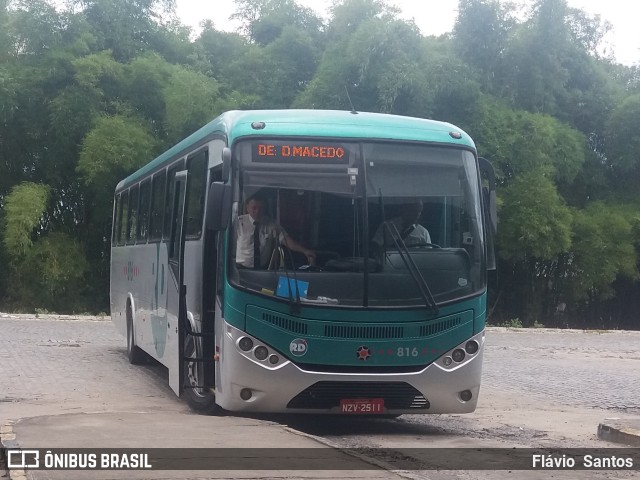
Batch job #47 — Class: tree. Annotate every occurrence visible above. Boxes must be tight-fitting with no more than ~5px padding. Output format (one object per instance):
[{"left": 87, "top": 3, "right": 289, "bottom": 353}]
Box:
[
  {"left": 495, "top": 171, "right": 574, "bottom": 323},
  {"left": 605, "top": 94, "right": 640, "bottom": 173},
  {"left": 566, "top": 203, "right": 639, "bottom": 318},
  {"left": 77, "top": 114, "right": 156, "bottom": 206},
  {"left": 163, "top": 64, "right": 223, "bottom": 140},
  {"left": 231, "top": 0, "right": 322, "bottom": 45},
  {"left": 74, "top": 0, "right": 176, "bottom": 61},
  {"left": 453, "top": 0, "right": 513, "bottom": 91}
]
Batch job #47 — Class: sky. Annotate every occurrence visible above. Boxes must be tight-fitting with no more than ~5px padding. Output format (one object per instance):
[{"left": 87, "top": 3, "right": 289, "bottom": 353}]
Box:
[{"left": 175, "top": 0, "right": 640, "bottom": 66}]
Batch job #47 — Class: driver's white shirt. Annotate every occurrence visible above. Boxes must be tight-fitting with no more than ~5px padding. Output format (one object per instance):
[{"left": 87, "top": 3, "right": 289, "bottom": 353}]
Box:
[
  {"left": 372, "top": 217, "right": 431, "bottom": 247},
  {"left": 235, "top": 214, "right": 287, "bottom": 268}
]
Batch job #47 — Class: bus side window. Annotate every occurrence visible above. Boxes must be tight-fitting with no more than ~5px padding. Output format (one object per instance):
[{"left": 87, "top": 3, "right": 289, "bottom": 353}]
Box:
[
  {"left": 127, "top": 184, "right": 139, "bottom": 245},
  {"left": 119, "top": 190, "right": 129, "bottom": 246},
  {"left": 149, "top": 170, "right": 166, "bottom": 242},
  {"left": 112, "top": 194, "right": 121, "bottom": 245},
  {"left": 137, "top": 179, "right": 151, "bottom": 243},
  {"left": 185, "top": 149, "right": 208, "bottom": 239},
  {"left": 164, "top": 160, "right": 185, "bottom": 241}
]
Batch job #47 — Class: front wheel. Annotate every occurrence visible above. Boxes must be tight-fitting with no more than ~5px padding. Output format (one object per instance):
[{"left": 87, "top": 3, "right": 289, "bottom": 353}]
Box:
[
  {"left": 126, "top": 307, "right": 147, "bottom": 365},
  {"left": 184, "top": 335, "right": 219, "bottom": 415}
]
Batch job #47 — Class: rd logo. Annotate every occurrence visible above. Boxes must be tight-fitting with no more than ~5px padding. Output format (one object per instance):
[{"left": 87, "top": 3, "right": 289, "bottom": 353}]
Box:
[{"left": 289, "top": 339, "right": 308, "bottom": 356}]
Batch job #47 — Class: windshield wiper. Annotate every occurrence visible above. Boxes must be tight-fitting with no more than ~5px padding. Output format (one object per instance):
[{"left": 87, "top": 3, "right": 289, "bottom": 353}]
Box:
[{"left": 383, "top": 221, "right": 439, "bottom": 315}]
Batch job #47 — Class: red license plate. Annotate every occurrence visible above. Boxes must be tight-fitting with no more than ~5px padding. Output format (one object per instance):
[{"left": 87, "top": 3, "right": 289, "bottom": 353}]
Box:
[{"left": 339, "top": 398, "right": 385, "bottom": 414}]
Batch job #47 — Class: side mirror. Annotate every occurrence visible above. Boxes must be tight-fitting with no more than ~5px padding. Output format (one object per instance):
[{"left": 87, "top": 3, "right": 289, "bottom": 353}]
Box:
[
  {"left": 478, "top": 157, "right": 497, "bottom": 270},
  {"left": 206, "top": 182, "right": 232, "bottom": 231}
]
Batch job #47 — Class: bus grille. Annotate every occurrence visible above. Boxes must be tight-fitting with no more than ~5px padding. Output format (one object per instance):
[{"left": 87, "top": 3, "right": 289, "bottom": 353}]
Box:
[
  {"left": 287, "top": 381, "right": 430, "bottom": 410},
  {"left": 262, "top": 313, "right": 308, "bottom": 335},
  {"left": 420, "top": 316, "right": 462, "bottom": 336},
  {"left": 324, "top": 325, "right": 403, "bottom": 339}
]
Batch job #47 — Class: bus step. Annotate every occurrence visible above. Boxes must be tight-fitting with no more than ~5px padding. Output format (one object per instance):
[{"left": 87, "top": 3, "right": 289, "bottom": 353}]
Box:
[
  {"left": 185, "top": 331, "right": 215, "bottom": 338},
  {"left": 183, "top": 357, "right": 216, "bottom": 364}
]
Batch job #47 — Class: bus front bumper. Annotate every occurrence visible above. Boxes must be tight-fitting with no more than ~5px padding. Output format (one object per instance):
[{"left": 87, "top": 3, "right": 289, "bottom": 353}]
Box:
[{"left": 214, "top": 324, "right": 484, "bottom": 415}]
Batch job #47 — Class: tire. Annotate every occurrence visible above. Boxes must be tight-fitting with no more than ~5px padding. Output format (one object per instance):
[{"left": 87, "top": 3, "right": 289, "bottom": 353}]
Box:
[
  {"left": 184, "top": 334, "right": 218, "bottom": 414},
  {"left": 126, "top": 306, "right": 147, "bottom": 365}
]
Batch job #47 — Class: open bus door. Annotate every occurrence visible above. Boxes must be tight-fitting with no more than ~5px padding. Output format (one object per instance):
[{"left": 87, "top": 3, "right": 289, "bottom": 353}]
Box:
[{"left": 166, "top": 170, "right": 188, "bottom": 396}]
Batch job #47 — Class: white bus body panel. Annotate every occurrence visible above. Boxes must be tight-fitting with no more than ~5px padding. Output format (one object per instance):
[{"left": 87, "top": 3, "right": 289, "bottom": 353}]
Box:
[{"left": 110, "top": 238, "right": 203, "bottom": 370}]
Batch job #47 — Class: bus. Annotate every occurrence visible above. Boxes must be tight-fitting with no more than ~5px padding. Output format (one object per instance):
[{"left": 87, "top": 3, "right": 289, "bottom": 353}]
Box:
[{"left": 110, "top": 109, "right": 496, "bottom": 415}]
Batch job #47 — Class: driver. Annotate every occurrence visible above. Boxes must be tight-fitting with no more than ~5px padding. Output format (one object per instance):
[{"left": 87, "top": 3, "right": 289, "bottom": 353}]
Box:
[
  {"left": 236, "top": 194, "right": 316, "bottom": 269},
  {"left": 372, "top": 200, "right": 431, "bottom": 248}
]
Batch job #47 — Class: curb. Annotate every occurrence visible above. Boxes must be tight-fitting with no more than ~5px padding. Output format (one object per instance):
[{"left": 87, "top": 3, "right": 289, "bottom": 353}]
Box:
[
  {"left": 597, "top": 419, "right": 640, "bottom": 447},
  {"left": 0, "top": 421, "right": 27, "bottom": 480}
]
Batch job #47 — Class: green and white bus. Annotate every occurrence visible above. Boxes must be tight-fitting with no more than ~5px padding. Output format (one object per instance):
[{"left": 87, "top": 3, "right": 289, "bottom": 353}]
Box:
[{"left": 110, "top": 109, "right": 496, "bottom": 415}]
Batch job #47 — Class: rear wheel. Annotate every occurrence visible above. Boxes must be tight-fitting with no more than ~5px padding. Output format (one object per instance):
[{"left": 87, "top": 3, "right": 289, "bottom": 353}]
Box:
[
  {"left": 184, "top": 335, "right": 218, "bottom": 414},
  {"left": 126, "top": 306, "right": 146, "bottom": 365}
]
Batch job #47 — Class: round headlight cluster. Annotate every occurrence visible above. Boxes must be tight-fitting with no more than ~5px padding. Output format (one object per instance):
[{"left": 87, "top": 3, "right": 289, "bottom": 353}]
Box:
[
  {"left": 465, "top": 340, "right": 479, "bottom": 354},
  {"left": 238, "top": 337, "right": 254, "bottom": 352},
  {"left": 254, "top": 346, "right": 268, "bottom": 361},
  {"left": 237, "top": 336, "right": 280, "bottom": 365},
  {"left": 452, "top": 348, "right": 466, "bottom": 363}
]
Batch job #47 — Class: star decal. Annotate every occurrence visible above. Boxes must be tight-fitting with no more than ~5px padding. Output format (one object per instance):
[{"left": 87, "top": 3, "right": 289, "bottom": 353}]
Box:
[{"left": 357, "top": 346, "right": 371, "bottom": 361}]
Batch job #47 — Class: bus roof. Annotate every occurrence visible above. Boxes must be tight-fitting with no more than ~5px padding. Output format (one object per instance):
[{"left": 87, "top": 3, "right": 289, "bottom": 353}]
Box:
[{"left": 116, "top": 110, "right": 476, "bottom": 191}]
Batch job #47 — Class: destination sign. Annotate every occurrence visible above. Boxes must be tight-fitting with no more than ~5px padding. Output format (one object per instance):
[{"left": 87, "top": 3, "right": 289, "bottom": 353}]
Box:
[{"left": 253, "top": 142, "right": 349, "bottom": 164}]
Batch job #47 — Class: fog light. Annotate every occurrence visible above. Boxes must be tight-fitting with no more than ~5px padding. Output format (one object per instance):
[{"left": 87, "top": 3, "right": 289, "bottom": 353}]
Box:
[
  {"left": 452, "top": 349, "right": 465, "bottom": 362},
  {"left": 268, "top": 354, "right": 279, "bottom": 365},
  {"left": 465, "top": 340, "right": 479, "bottom": 355},
  {"left": 460, "top": 390, "right": 473, "bottom": 402},
  {"left": 254, "top": 346, "right": 268, "bottom": 360},
  {"left": 238, "top": 337, "right": 253, "bottom": 352},
  {"left": 240, "top": 388, "right": 252, "bottom": 400},
  {"left": 443, "top": 356, "right": 453, "bottom": 367}
]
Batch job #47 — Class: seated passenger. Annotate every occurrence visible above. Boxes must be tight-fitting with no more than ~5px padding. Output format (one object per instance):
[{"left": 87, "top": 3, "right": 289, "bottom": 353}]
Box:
[
  {"left": 371, "top": 200, "right": 431, "bottom": 248},
  {"left": 236, "top": 194, "right": 316, "bottom": 269}
]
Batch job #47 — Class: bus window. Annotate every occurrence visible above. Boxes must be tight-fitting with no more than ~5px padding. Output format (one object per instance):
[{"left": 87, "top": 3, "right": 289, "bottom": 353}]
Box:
[
  {"left": 112, "top": 194, "right": 121, "bottom": 244},
  {"left": 185, "top": 149, "right": 207, "bottom": 239},
  {"left": 119, "top": 190, "right": 129, "bottom": 246},
  {"left": 163, "top": 160, "right": 184, "bottom": 240},
  {"left": 149, "top": 170, "right": 166, "bottom": 242},
  {"left": 127, "top": 184, "right": 139, "bottom": 244},
  {"left": 137, "top": 179, "right": 151, "bottom": 243}
]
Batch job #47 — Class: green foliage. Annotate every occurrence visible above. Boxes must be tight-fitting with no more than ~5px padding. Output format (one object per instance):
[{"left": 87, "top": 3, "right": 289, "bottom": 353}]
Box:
[
  {"left": 231, "top": 0, "right": 323, "bottom": 45},
  {"left": 163, "top": 65, "right": 222, "bottom": 140},
  {"left": 498, "top": 318, "right": 523, "bottom": 328},
  {"left": 77, "top": 114, "right": 156, "bottom": 189},
  {"left": 17, "top": 232, "right": 90, "bottom": 312},
  {"left": 3, "top": 182, "right": 51, "bottom": 256},
  {"left": 497, "top": 172, "right": 573, "bottom": 262},
  {"left": 472, "top": 96, "right": 586, "bottom": 184},
  {"left": 567, "top": 203, "right": 639, "bottom": 301},
  {"left": 605, "top": 94, "right": 640, "bottom": 172},
  {"left": 453, "top": 0, "right": 513, "bottom": 89}
]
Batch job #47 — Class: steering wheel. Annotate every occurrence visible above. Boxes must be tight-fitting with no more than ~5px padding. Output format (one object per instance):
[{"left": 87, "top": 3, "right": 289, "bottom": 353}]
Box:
[
  {"left": 298, "top": 264, "right": 322, "bottom": 272},
  {"left": 407, "top": 242, "right": 442, "bottom": 249}
]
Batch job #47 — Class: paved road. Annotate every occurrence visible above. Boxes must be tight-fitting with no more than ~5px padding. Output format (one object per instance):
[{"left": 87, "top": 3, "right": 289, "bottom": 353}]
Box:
[
  {"left": 483, "top": 329, "right": 640, "bottom": 414},
  {"left": 1, "top": 315, "right": 639, "bottom": 479}
]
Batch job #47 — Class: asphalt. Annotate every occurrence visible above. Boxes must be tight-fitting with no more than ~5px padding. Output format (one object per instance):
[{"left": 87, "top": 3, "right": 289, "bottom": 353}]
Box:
[{"left": 0, "top": 411, "right": 403, "bottom": 479}]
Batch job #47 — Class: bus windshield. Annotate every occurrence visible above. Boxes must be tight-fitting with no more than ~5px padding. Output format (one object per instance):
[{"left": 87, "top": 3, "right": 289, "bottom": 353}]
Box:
[{"left": 229, "top": 139, "right": 485, "bottom": 307}]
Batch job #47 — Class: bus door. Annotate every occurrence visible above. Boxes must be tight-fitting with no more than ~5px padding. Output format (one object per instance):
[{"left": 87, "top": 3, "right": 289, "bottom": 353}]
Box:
[{"left": 166, "top": 170, "right": 188, "bottom": 396}]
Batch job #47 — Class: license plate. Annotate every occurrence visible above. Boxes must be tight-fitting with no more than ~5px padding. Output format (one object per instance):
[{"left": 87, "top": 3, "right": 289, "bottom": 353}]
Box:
[{"left": 339, "top": 398, "right": 385, "bottom": 414}]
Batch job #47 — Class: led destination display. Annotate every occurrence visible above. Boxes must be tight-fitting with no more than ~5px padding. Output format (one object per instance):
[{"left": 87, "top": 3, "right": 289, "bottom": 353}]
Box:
[{"left": 253, "top": 142, "right": 349, "bottom": 163}]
